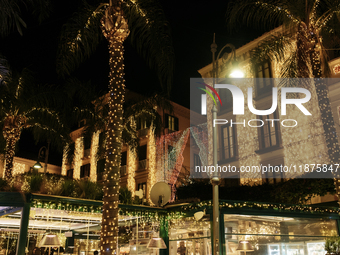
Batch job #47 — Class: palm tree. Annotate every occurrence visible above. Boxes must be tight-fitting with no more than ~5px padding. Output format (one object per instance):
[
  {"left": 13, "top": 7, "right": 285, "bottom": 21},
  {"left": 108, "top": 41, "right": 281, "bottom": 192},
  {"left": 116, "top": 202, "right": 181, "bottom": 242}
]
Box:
[
  {"left": 56, "top": 0, "right": 174, "bottom": 252},
  {"left": 0, "top": 57, "right": 69, "bottom": 180},
  {"left": 228, "top": 0, "right": 340, "bottom": 199},
  {"left": 80, "top": 92, "right": 172, "bottom": 159}
]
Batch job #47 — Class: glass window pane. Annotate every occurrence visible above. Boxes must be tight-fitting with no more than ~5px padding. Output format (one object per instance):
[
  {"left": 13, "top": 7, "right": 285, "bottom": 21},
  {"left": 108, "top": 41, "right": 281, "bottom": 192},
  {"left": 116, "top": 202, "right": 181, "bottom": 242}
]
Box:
[
  {"left": 229, "top": 126, "right": 233, "bottom": 158},
  {"left": 271, "top": 131, "right": 277, "bottom": 146},
  {"left": 263, "top": 123, "right": 270, "bottom": 148},
  {"left": 224, "top": 214, "right": 337, "bottom": 255},
  {"left": 264, "top": 67, "right": 270, "bottom": 78}
]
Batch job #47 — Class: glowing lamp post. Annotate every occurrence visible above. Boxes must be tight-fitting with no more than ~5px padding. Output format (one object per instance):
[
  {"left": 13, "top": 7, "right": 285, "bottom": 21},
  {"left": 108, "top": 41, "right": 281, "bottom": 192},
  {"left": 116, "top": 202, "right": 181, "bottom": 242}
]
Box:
[
  {"left": 33, "top": 140, "right": 50, "bottom": 174},
  {"left": 210, "top": 34, "right": 244, "bottom": 255}
]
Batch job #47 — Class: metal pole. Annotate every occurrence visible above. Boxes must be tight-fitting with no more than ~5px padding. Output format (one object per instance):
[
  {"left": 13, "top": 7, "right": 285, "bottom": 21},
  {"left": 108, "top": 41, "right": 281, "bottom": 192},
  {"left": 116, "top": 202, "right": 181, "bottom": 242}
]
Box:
[
  {"left": 212, "top": 105, "right": 219, "bottom": 255},
  {"left": 44, "top": 140, "right": 50, "bottom": 174},
  {"left": 87, "top": 218, "right": 90, "bottom": 255},
  {"left": 58, "top": 217, "right": 62, "bottom": 255},
  {"left": 136, "top": 216, "right": 138, "bottom": 255},
  {"left": 17, "top": 202, "right": 31, "bottom": 255},
  {"left": 211, "top": 34, "right": 220, "bottom": 255},
  {"left": 6, "top": 232, "right": 10, "bottom": 255}
]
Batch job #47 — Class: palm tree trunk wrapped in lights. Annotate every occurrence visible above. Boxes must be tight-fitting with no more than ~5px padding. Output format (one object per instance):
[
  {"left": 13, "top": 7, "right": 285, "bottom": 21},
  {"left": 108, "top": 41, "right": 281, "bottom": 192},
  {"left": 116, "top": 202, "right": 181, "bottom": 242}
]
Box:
[
  {"left": 0, "top": 57, "right": 76, "bottom": 181},
  {"left": 57, "top": 0, "right": 174, "bottom": 253},
  {"left": 100, "top": 2, "right": 130, "bottom": 252},
  {"left": 3, "top": 116, "right": 25, "bottom": 180}
]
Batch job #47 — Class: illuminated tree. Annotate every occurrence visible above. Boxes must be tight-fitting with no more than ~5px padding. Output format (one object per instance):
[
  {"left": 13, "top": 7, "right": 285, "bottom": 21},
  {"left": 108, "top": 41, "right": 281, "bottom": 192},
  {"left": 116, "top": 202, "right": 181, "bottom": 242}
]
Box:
[
  {"left": 228, "top": 0, "right": 340, "bottom": 199},
  {"left": 0, "top": 57, "right": 68, "bottom": 180},
  {"left": 56, "top": 0, "right": 174, "bottom": 253}
]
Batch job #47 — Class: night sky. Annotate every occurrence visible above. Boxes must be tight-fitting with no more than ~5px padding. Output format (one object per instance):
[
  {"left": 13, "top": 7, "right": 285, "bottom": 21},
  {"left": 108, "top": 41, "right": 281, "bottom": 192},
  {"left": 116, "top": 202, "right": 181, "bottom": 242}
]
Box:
[{"left": 0, "top": 0, "right": 267, "bottom": 166}]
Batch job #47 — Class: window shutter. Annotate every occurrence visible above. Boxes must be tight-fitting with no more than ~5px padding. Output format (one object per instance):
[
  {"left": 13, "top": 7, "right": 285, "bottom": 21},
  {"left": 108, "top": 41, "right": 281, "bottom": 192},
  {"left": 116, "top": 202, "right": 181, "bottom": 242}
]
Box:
[
  {"left": 165, "top": 114, "right": 169, "bottom": 128},
  {"left": 121, "top": 151, "right": 127, "bottom": 166},
  {"left": 174, "top": 117, "right": 179, "bottom": 131},
  {"left": 97, "top": 159, "right": 105, "bottom": 173}
]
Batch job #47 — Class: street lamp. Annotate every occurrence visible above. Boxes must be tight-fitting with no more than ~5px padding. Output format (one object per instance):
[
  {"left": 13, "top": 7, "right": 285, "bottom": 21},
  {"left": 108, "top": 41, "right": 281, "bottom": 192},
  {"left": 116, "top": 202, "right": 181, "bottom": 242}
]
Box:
[
  {"left": 210, "top": 34, "right": 244, "bottom": 255},
  {"left": 33, "top": 140, "right": 50, "bottom": 174}
]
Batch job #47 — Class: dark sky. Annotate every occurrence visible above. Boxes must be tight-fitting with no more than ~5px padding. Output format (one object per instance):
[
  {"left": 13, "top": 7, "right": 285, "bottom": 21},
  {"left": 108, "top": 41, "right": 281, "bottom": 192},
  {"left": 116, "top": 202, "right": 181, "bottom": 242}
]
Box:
[{"left": 0, "top": 0, "right": 266, "bottom": 166}]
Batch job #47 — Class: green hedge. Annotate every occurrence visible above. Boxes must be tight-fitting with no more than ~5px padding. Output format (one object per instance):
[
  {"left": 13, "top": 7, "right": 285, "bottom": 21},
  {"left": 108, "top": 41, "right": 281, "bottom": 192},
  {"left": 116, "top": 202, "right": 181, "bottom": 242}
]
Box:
[{"left": 176, "top": 178, "right": 335, "bottom": 204}]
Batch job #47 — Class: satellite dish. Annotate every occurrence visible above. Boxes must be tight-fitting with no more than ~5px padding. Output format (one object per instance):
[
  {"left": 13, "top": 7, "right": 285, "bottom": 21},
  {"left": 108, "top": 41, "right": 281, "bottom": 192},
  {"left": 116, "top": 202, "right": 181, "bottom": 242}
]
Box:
[
  {"left": 150, "top": 182, "right": 171, "bottom": 207},
  {"left": 194, "top": 211, "right": 204, "bottom": 221}
]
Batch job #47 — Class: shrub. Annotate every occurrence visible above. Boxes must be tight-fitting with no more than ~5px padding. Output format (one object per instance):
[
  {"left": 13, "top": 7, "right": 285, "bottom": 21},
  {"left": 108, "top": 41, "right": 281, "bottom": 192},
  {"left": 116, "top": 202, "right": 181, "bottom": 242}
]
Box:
[
  {"left": 119, "top": 187, "right": 132, "bottom": 204},
  {"left": 61, "top": 179, "right": 76, "bottom": 197},
  {"left": 29, "top": 174, "right": 43, "bottom": 192},
  {"left": 0, "top": 178, "right": 7, "bottom": 191},
  {"left": 75, "top": 179, "right": 103, "bottom": 200}
]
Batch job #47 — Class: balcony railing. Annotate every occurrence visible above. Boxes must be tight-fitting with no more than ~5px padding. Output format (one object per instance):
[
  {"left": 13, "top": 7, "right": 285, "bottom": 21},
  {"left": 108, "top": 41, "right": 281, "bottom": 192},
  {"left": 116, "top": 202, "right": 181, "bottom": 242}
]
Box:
[
  {"left": 138, "top": 128, "right": 148, "bottom": 137},
  {"left": 120, "top": 165, "right": 127, "bottom": 176},
  {"left": 138, "top": 159, "right": 148, "bottom": 170},
  {"left": 84, "top": 149, "right": 90, "bottom": 158}
]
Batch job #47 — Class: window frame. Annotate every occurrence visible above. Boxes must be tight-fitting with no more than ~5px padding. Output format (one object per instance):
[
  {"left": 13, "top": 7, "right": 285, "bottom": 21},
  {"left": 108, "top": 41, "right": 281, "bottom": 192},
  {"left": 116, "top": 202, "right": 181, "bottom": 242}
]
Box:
[
  {"left": 258, "top": 112, "right": 281, "bottom": 150},
  {"left": 218, "top": 88, "right": 233, "bottom": 112},
  {"left": 255, "top": 60, "right": 273, "bottom": 96},
  {"left": 220, "top": 124, "right": 237, "bottom": 161},
  {"left": 263, "top": 168, "right": 283, "bottom": 184},
  {"left": 165, "top": 114, "right": 179, "bottom": 132},
  {"left": 80, "top": 163, "right": 90, "bottom": 178},
  {"left": 193, "top": 153, "right": 201, "bottom": 167},
  {"left": 67, "top": 169, "right": 74, "bottom": 178}
]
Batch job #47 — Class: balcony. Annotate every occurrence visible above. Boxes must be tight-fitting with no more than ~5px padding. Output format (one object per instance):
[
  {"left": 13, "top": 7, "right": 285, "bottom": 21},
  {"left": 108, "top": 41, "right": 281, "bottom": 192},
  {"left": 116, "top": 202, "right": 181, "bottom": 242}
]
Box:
[
  {"left": 83, "top": 148, "right": 90, "bottom": 158},
  {"left": 138, "top": 128, "right": 148, "bottom": 137},
  {"left": 138, "top": 159, "right": 148, "bottom": 170}
]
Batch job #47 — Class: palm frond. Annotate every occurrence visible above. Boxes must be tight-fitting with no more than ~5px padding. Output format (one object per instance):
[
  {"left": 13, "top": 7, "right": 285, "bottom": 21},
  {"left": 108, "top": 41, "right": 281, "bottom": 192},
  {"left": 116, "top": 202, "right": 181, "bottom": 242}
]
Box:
[
  {"left": 0, "top": 132, "right": 5, "bottom": 154},
  {"left": 0, "top": 0, "right": 26, "bottom": 36},
  {"left": 250, "top": 32, "right": 294, "bottom": 74},
  {"left": 56, "top": 2, "right": 105, "bottom": 77},
  {"left": 319, "top": 40, "right": 331, "bottom": 77},
  {"left": 280, "top": 50, "right": 298, "bottom": 80},
  {"left": 64, "top": 141, "right": 75, "bottom": 166},
  {"left": 124, "top": 0, "right": 174, "bottom": 96},
  {"left": 0, "top": 0, "right": 51, "bottom": 37},
  {"left": 227, "top": 0, "right": 299, "bottom": 32},
  {"left": 315, "top": 0, "right": 340, "bottom": 29},
  {"left": 27, "top": 0, "right": 52, "bottom": 24}
]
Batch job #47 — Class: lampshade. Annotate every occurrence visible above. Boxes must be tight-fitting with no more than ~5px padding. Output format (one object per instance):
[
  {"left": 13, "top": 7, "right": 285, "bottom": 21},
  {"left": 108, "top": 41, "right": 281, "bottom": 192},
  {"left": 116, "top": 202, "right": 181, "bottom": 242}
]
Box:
[
  {"left": 147, "top": 237, "right": 167, "bottom": 249},
  {"left": 229, "top": 61, "right": 245, "bottom": 78},
  {"left": 33, "top": 161, "right": 43, "bottom": 169},
  {"left": 236, "top": 241, "right": 254, "bottom": 251},
  {"left": 229, "top": 69, "right": 245, "bottom": 78},
  {"left": 39, "top": 233, "right": 60, "bottom": 247}
]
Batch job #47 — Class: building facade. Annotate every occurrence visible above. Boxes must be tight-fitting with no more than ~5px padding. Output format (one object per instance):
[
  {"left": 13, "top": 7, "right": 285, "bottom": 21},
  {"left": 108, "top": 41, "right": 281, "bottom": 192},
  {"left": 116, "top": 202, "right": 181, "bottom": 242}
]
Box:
[
  {"left": 61, "top": 93, "right": 203, "bottom": 204},
  {"left": 0, "top": 154, "right": 61, "bottom": 177},
  {"left": 197, "top": 27, "right": 340, "bottom": 204}
]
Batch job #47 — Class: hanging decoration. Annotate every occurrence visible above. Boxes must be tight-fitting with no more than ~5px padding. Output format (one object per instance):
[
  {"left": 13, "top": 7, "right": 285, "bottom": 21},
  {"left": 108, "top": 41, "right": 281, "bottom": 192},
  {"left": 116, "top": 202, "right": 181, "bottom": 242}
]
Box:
[{"left": 153, "top": 129, "right": 190, "bottom": 201}]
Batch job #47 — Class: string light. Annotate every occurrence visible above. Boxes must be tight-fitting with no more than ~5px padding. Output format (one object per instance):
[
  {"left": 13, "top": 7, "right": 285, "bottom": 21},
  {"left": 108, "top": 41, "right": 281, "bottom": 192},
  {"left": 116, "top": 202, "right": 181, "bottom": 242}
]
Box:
[
  {"left": 3, "top": 116, "right": 26, "bottom": 180},
  {"left": 99, "top": 2, "right": 130, "bottom": 254},
  {"left": 90, "top": 131, "right": 100, "bottom": 181},
  {"left": 61, "top": 147, "right": 68, "bottom": 176},
  {"left": 127, "top": 147, "right": 136, "bottom": 195},
  {"left": 73, "top": 137, "right": 83, "bottom": 179},
  {"left": 147, "top": 125, "right": 156, "bottom": 204}
]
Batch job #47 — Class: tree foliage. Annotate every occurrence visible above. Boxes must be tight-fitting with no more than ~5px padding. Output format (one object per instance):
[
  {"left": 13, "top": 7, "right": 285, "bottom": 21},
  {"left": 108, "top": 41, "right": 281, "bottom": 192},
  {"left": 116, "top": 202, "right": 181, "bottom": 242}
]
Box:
[{"left": 176, "top": 178, "right": 335, "bottom": 205}]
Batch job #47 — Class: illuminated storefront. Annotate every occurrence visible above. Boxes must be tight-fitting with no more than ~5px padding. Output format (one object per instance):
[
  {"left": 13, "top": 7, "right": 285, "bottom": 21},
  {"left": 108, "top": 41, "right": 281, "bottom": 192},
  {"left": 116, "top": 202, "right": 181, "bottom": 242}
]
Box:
[{"left": 0, "top": 194, "right": 339, "bottom": 255}]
